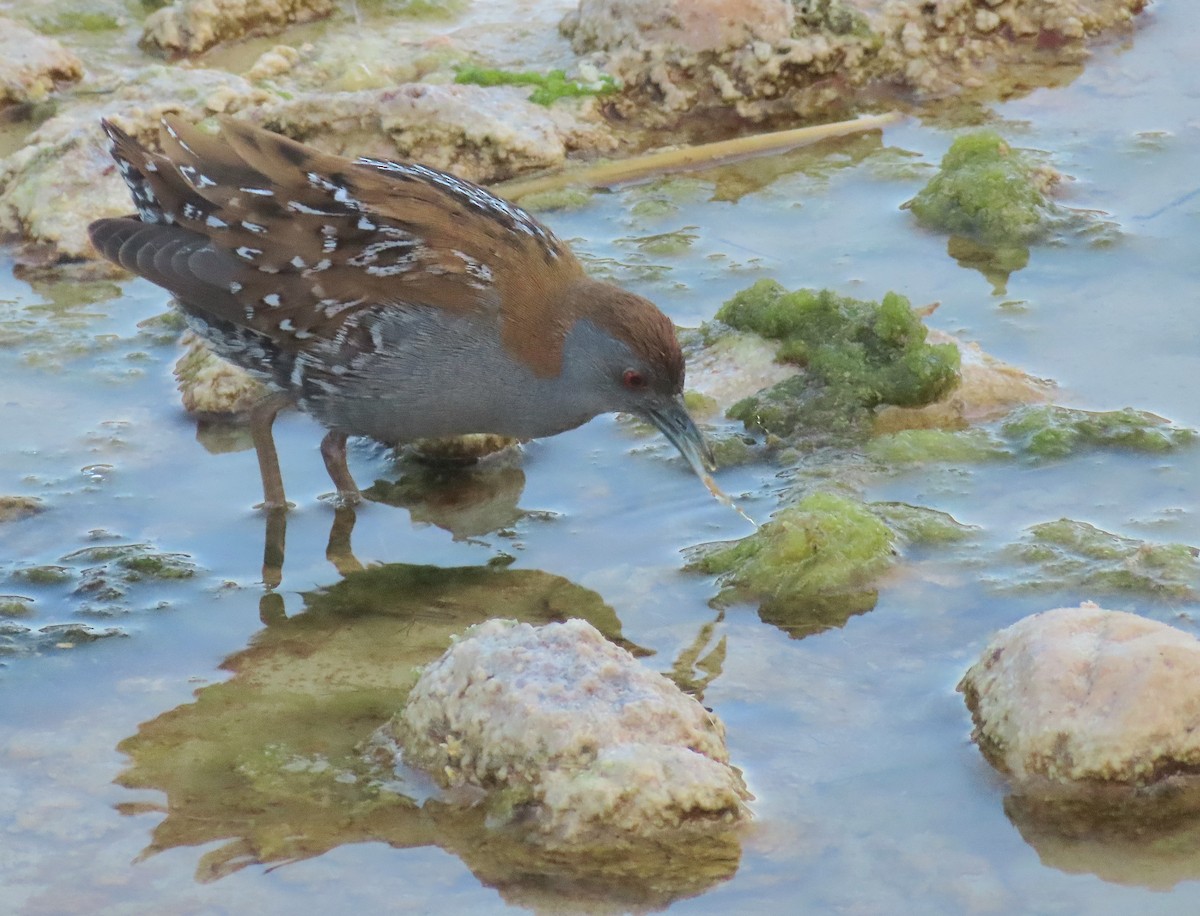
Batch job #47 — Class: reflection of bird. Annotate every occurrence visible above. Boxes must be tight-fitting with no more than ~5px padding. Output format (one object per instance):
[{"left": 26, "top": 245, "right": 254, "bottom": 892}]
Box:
[{"left": 88, "top": 117, "right": 713, "bottom": 508}]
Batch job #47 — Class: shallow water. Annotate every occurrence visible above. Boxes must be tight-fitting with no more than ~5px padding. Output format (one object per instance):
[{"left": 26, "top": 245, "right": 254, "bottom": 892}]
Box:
[{"left": 3, "top": 3, "right": 1200, "bottom": 913}]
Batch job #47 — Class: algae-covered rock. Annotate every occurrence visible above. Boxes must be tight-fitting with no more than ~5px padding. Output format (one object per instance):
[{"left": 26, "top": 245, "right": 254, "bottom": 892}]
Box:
[
  {"left": 11, "top": 565, "right": 73, "bottom": 586},
  {"left": 960, "top": 604, "right": 1200, "bottom": 786},
  {"left": 905, "top": 131, "right": 1058, "bottom": 246},
  {"left": 0, "top": 596, "right": 36, "bottom": 619},
  {"left": 718, "top": 280, "right": 959, "bottom": 442},
  {"left": 0, "top": 18, "right": 83, "bottom": 107},
  {"left": 867, "top": 428, "right": 1011, "bottom": 466},
  {"left": 0, "top": 540, "right": 201, "bottom": 621},
  {"left": 1001, "top": 405, "right": 1196, "bottom": 460},
  {"left": 870, "top": 501, "right": 978, "bottom": 545},
  {"left": 141, "top": 0, "right": 336, "bottom": 55},
  {"left": 454, "top": 65, "right": 618, "bottom": 106},
  {"left": 64, "top": 542, "right": 197, "bottom": 581},
  {"left": 870, "top": 398, "right": 1190, "bottom": 469},
  {"left": 1004, "top": 519, "right": 1199, "bottom": 600},
  {"left": 387, "top": 618, "right": 749, "bottom": 846},
  {"left": 688, "top": 491, "right": 895, "bottom": 632}
]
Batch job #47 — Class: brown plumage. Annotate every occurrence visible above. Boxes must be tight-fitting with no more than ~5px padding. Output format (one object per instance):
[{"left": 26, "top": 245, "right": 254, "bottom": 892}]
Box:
[{"left": 88, "top": 117, "right": 709, "bottom": 508}]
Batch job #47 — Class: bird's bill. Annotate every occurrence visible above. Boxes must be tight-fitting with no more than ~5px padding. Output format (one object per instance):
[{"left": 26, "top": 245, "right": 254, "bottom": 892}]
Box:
[{"left": 643, "top": 395, "right": 717, "bottom": 478}]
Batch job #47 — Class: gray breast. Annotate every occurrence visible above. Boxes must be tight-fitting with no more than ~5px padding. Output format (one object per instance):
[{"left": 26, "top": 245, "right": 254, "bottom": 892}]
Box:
[{"left": 291, "top": 308, "right": 628, "bottom": 446}]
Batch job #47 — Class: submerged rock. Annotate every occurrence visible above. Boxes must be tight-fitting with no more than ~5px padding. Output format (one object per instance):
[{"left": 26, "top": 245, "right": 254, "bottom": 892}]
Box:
[
  {"left": 960, "top": 604, "right": 1200, "bottom": 786},
  {"left": 1001, "top": 404, "right": 1196, "bottom": 460},
  {"left": 0, "top": 19, "right": 83, "bottom": 108},
  {"left": 1002, "top": 519, "right": 1200, "bottom": 600},
  {"left": 386, "top": 618, "right": 749, "bottom": 847},
  {"left": 0, "top": 496, "right": 45, "bottom": 524}
]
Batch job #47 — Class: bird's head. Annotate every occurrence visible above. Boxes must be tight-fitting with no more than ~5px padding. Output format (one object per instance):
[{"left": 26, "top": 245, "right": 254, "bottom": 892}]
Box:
[{"left": 551, "top": 278, "right": 716, "bottom": 479}]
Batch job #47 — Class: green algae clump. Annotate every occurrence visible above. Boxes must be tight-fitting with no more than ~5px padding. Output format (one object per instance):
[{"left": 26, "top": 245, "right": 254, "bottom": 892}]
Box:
[
  {"left": 1002, "top": 405, "right": 1196, "bottom": 460},
  {"left": 906, "top": 131, "right": 1054, "bottom": 245},
  {"left": 719, "top": 280, "right": 959, "bottom": 440},
  {"left": 689, "top": 491, "right": 895, "bottom": 607},
  {"left": 454, "top": 65, "right": 618, "bottom": 105}
]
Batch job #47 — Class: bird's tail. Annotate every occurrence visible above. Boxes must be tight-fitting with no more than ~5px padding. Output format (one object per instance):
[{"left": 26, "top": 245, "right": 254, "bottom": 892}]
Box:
[{"left": 100, "top": 118, "right": 171, "bottom": 226}]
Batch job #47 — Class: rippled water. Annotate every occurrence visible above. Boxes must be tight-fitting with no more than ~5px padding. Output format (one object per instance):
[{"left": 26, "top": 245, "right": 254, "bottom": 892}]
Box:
[{"left": 2, "top": 3, "right": 1200, "bottom": 912}]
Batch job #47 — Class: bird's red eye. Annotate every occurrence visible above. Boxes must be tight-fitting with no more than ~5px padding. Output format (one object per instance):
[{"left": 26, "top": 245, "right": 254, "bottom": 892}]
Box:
[{"left": 623, "top": 369, "right": 647, "bottom": 390}]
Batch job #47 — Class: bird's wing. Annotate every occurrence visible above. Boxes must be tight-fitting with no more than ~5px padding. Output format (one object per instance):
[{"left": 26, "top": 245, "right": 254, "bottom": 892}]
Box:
[{"left": 89, "top": 116, "right": 582, "bottom": 356}]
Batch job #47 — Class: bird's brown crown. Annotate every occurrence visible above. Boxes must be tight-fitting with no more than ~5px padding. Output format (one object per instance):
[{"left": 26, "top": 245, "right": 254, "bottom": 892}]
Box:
[{"left": 94, "top": 116, "right": 683, "bottom": 385}]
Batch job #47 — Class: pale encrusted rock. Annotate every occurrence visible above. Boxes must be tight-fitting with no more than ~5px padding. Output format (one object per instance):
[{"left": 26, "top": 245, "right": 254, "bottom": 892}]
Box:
[
  {"left": 0, "top": 18, "right": 84, "bottom": 107},
  {"left": 684, "top": 329, "right": 801, "bottom": 411},
  {"left": 960, "top": 603, "right": 1200, "bottom": 785},
  {"left": 249, "top": 83, "right": 616, "bottom": 183},
  {"left": 389, "top": 618, "right": 750, "bottom": 846},
  {"left": 0, "top": 70, "right": 604, "bottom": 261},
  {"left": 245, "top": 44, "right": 303, "bottom": 82},
  {"left": 0, "top": 67, "right": 267, "bottom": 260},
  {"left": 566, "top": 0, "right": 795, "bottom": 55},
  {"left": 563, "top": 0, "right": 1149, "bottom": 120},
  {"left": 174, "top": 331, "right": 268, "bottom": 416},
  {"left": 142, "top": 0, "right": 336, "bottom": 56}
]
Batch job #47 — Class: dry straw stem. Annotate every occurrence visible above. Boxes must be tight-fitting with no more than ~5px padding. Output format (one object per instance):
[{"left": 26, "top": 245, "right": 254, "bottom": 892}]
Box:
[{"left": 493, "top": 112, "right": 904, "bottom": 198}]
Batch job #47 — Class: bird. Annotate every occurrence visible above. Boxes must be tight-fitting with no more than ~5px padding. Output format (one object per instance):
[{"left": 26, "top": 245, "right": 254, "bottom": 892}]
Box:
[{"left": 87, "top": 116, "right": 714, "bottom": 509}]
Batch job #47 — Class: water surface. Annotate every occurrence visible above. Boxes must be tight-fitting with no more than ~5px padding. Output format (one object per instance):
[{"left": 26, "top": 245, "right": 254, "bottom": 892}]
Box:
[{"left": 2, "top": 4, "right": 1200, "bottom": 912}]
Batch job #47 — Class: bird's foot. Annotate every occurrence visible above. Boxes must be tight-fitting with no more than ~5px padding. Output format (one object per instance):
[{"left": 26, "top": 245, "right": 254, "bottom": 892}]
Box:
[
  {"left": 318, "top": 488, "right": 362, "bottom": 509},
  {"left": 255, "top": 498, "right": 295, "bottom": 512}
]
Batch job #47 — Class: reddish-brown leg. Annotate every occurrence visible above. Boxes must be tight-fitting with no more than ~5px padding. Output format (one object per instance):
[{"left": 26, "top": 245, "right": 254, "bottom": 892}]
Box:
[
  {"left": 320, "top": 430, "right": 361, "bottom": 506},
  {"left": 249, "top": 394, "right": 292, "bottom": 510}
]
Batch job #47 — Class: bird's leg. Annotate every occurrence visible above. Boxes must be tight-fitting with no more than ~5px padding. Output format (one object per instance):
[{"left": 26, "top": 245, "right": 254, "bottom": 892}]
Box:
[
  {"left": 319, "top": 430, "right": 361, "bottom": 505},
  {"left": 249, "top": 393, "right": 292, "bottom": 510},
  {"left": 326, "top": 505, "right": 365, "bottom": 576},
  {"left": 262, "top": 505, "right": 286, "bottom": 589}
]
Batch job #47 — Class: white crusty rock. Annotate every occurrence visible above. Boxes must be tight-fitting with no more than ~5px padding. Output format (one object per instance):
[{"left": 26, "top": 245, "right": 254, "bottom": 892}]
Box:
[
  {"left": 565, "top": 0, "right": 795, "bottom": 55},
  {"left": 248, "top": 83, "right": 615, "bottom": 183},
  {"left": 564, "top": 0, "right": 1150, "bottom": 119},
  {"left": 389, "top": 618, "right": 750, "bottom": 846},
  {"left": 174, "top": 331, "right": 268, "bottom": 416},
  {"left": 960, "top": 603, "right": 1200, "bottom": 785},
  {"left": 0, "top": 67, "right": 267, "bottom": 261},
  {"left": 0, "top": 18, "right": 84, "bottom": 107},
  {"left": 142, "top": 0, "right": 336, "bottom": 56}
]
